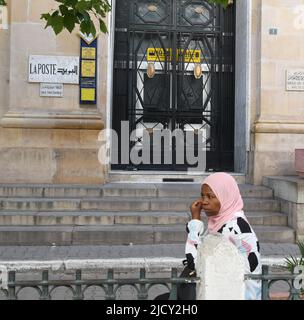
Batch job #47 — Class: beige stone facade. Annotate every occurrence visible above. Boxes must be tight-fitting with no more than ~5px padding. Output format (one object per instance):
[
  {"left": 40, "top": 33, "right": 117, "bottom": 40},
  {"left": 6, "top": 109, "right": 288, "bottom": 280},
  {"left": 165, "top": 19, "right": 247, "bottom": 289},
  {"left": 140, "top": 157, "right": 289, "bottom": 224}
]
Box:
[
  {"left": 250, "top": 0, "right": 304, "bottom": 184},
  {"left": 0, "top": 0, "right": 303, "bottom": 185},
  {"left": 0, "top": 0, "right": 106, "bottom": 184}
]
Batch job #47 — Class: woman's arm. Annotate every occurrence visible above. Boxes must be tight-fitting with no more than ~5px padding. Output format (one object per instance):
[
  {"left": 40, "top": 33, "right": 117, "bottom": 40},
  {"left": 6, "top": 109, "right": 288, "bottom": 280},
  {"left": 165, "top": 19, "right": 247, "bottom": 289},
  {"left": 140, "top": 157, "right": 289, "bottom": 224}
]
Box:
[
  {"left": 185, "top": 219, "right": 204, "bottom": 269},
  {"left": 185, "top": 200, "right": 205, "bottom": 269}
]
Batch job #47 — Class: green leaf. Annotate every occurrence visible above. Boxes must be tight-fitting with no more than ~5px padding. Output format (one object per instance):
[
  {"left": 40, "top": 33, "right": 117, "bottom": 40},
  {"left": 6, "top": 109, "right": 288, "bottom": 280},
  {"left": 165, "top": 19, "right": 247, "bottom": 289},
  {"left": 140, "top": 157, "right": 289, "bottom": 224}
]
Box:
[
  {"left": 80, "top": 19, "right": 91, "bottom": 36},
  {"left": 59, "top": 4, "right": 69, "bottom": 16},
  {"left": 65, "top": 0, "right": 78, "bottom": 6},
  {"left": 51, "top": 16, "right": 64, "bottom": 35},
  {"left": 41, "top": 13, "right": 51, "bottom": 21},
  {"left": 63, "top": 11, "right": 76, "bottom": 33},
  {"left": 51, "top": 10, "right": 60, "bottom": 17},
  {"left": 99, "top": 18, "right": 108, "bottom": 34},
  {"left": 41, "top": 0, "right": 111, "bottom": 35},
  {"left": 297, "top": 240, "right": 304, "bottom": 257},
  {"left": 0, "top": 0, "right": 7, "bottom": 6},
  {"left": 285, "top": 255, "right": 300, "bottom": 273},
  {"left": 76, "top": 0, "right": 91, "bottom": 11},
  {"left": 208, "top": 0, "right": 229, "bottom": 9},
  {"left": 76, "top": 9, "right": 90, "bottom": 23},
  {"left": 93, "top": 3, "right": 102, "bottom": 15},
  {"left": 40, "top": 13, "right": 52, "bottom": 28},
  {"left": 90, "top": 20, "right": 96, "bottom": 37}
]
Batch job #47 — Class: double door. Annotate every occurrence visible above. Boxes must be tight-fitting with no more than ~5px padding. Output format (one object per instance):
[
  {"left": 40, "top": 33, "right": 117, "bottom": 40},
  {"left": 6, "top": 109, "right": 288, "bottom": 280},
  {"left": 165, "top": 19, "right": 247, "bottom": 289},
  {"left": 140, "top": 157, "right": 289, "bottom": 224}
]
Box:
[{"left": 112, "top": 0, "right": 235, "bottom": 171}]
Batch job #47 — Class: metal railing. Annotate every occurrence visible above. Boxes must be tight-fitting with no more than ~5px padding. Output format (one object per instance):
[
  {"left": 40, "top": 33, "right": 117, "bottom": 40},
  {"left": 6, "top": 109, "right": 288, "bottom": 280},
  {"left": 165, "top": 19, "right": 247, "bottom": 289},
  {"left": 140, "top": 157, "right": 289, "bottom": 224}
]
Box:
[{"left": 0, "top": 265, "right": 302, "bottom": 300}]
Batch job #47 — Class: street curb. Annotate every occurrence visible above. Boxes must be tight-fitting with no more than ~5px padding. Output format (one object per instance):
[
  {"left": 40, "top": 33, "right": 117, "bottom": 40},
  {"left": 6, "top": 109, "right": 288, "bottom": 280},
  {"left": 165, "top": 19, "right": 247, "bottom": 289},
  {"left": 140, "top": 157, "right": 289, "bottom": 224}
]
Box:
[{"left": 0, "top": 256, "right": 294, "bottom": 272}]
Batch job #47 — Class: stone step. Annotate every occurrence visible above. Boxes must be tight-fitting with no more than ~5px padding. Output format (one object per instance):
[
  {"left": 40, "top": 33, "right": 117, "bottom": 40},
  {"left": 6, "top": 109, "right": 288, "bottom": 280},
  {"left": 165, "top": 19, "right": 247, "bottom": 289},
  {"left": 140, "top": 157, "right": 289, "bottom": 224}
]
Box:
[
  {"left": 0, "top": 185, "right": 103, "bottom": 199},
  {"left": 0, "top": 225, "right": 295, "bottom": 246},
  {"left": 0, "top": 211, "right": 288, "bottom": 226},
  {"left": 102, "top": 183, "right": 274, "bottom": 199},
  {"left": 0, "top": 183, "right": 273, "bottom": 199},
  {"left": 254, "top": 226, "right": 296, "bottom": 243},
  {"left": 148, "top": 198, "right": 280, "bottom": 212},
  {"left": 0, "top": 197, "right": 280, "bottom": 212},
  {"left": 108, "top": 171, "right": 246, "bottom": 183}
]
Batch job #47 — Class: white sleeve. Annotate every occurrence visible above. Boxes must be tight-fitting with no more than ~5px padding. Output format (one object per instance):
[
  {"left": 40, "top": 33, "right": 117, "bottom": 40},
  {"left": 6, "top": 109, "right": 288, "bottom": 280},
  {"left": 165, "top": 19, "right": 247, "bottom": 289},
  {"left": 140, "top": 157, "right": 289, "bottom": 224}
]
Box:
[{"left": 185, "top": 219, "right": 205, "bottom": 268}]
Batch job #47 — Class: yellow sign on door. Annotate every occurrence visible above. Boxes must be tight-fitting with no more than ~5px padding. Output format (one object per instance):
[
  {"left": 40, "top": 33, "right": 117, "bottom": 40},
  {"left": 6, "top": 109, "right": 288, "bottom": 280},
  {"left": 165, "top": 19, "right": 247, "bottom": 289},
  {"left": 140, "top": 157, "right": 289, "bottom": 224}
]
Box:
[
  {"left": 147, "top": 48, "right": 172, "bottom": 62},
  {"left": 147, "top": 48, "right": 201, "bottom": 63},
  {"left": 177, "top": 49, "right": 201, "bottom": 63}
]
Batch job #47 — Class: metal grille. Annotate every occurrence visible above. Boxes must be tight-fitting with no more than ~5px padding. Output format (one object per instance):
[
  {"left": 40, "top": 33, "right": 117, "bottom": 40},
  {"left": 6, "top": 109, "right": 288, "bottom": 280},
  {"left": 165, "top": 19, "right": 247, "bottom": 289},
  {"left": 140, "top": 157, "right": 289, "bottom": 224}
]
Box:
[
  {"left": 0, "top": 266, "right": 302, "bottom": 300},
  {"left": 112, "top": 0, "right": 235, "bottom": 171}
]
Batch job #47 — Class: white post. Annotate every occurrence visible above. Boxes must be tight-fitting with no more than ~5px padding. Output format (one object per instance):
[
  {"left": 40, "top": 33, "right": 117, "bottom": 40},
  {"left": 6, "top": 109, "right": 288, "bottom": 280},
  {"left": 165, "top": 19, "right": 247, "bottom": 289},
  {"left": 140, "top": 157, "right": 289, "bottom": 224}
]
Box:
[{"left": 196, "top": 233, "right": 246, "bottom": 300}]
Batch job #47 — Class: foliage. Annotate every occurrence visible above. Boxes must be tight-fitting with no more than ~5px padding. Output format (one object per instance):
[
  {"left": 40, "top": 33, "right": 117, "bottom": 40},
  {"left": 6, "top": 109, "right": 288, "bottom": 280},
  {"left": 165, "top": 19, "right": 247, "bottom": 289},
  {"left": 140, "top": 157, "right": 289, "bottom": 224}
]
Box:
[
  {"left": 285, "top": 240, "right": 304, "bottom": 272},
  {"left": 285, "top": 240, "right": 304, "bottom": 295},
  {"left": 0, "top": 0, "right": 231, "bottom": 35},
  {"left": 208, "top": 0, "right": 230, "bottom": 8},
  {"left": 40, "top": 0, "right": 111, "bottom": 36}
]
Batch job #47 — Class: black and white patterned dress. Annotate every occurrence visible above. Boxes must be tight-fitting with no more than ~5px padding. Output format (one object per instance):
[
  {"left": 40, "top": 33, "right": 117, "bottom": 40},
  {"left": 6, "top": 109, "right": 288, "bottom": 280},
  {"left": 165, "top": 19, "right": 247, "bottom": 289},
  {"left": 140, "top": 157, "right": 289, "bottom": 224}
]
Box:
[{"left": 186, "top": 211, "right": 262, "bottom": 300}]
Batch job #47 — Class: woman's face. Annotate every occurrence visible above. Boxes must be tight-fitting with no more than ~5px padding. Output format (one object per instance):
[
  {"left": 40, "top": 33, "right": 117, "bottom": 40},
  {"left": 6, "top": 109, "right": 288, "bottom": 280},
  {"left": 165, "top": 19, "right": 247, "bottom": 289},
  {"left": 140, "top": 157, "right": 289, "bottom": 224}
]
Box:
[{"left": 200, "top": 184, "right": 221, "bottom": 217}]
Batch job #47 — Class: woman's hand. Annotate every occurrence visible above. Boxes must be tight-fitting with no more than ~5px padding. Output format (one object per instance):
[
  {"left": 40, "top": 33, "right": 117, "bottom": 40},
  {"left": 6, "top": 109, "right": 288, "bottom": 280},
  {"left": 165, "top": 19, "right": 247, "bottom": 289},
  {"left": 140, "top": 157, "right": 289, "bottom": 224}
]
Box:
[{"left": 190, "top": 200, "right": 203, "bottom": 220}]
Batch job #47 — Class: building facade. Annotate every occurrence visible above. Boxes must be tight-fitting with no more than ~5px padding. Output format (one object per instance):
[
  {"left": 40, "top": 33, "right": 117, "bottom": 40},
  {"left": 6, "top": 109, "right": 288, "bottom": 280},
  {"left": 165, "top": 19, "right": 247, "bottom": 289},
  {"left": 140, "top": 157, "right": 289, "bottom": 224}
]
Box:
[{"left": 0, "top": 0, "right": 303, "bottom": 185}]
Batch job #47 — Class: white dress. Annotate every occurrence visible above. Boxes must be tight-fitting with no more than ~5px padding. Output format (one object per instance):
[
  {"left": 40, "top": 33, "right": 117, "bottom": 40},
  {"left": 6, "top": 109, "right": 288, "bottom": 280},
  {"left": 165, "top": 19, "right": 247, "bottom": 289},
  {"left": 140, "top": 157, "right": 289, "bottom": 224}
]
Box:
[{"left": 185, "top": 211, "right": 262, "bottom": 300}]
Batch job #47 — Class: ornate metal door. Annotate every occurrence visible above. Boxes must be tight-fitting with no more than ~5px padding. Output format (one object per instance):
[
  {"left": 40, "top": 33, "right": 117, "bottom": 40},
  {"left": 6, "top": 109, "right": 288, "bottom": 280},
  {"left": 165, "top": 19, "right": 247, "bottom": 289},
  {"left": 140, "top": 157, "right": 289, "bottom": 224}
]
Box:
[{"left": 112, "top": 0, "right": 235, "bottom": 171}]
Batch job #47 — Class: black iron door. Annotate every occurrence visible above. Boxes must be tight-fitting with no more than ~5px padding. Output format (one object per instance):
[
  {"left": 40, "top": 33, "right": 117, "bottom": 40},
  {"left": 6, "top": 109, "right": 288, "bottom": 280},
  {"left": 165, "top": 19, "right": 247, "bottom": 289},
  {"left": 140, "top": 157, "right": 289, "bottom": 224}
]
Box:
[{"left": 112, "top": 0, "right": 235, "bottom": 171}]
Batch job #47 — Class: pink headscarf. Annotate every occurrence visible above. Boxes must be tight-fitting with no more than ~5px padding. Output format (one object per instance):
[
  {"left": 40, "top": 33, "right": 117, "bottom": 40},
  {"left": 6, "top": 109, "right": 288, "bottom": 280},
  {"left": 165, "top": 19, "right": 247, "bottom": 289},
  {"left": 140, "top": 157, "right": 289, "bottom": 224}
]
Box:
[{"left": 202, "top": 173, "right": 244, "bottom": 233}]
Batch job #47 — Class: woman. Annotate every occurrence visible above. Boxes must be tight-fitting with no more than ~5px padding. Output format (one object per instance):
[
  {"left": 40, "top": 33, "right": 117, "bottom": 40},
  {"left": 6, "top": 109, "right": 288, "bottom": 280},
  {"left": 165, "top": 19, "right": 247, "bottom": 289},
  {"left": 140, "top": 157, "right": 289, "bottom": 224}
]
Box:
[{"left": 186, "top": 172, "right": 262, "bottom": 300}]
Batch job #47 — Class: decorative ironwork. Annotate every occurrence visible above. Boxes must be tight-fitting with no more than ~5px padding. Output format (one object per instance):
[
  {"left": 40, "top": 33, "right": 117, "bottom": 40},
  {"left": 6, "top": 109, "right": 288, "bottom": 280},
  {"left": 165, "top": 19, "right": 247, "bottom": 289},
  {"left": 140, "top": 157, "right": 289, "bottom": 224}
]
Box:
[
  {"left": 0, "top": 266, "right": 302, "bottom": 300},
  {"left": 112, "top": 0, "right": 235, "bottom": 171}
]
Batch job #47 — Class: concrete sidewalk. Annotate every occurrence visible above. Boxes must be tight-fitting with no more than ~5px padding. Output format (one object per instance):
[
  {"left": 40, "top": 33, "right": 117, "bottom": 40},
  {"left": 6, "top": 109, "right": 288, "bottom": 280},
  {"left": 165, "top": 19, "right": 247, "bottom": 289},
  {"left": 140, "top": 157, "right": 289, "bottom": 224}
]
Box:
[
  {"left": 0, "top": 243, "right": 300, "bottom": 271},
  {"left": 0, "top": 243, "right": 301, "bottom": 300}
]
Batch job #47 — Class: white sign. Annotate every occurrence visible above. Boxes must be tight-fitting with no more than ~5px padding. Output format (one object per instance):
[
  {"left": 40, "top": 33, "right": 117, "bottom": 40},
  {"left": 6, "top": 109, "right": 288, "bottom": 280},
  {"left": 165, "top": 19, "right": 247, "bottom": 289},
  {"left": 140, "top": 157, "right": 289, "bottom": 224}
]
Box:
[
  {"left": 286, "top": 69, "right": 304, "bottom": 91},
  {"left": 0, "top": 5, "right": 8, "bottom": 30},
  {"left": 40, "top": 83, "right": 63, "bottom": 97},
  {"left": 29, "top": 55, "right": 79, "bottom": 84}
]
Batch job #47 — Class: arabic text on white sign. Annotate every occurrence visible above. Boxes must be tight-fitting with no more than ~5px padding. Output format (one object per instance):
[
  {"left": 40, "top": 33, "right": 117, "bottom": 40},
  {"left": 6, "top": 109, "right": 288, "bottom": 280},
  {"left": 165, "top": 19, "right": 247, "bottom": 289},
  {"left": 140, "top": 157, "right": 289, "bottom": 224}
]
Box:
[{"left": 29, "top": 55, "right": 79, "bottom": 84}]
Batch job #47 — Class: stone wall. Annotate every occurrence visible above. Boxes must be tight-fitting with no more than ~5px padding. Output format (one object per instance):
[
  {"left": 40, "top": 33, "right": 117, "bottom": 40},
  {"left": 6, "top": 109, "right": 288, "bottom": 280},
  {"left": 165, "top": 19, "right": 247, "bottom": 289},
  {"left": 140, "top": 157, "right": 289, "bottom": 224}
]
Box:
[
  {"left": 263, "top": 176, "right": 304, "bottom": 241},
  {"left": 1, "top": 0, "right": 303, "bottom": 184},
  {"left": 0, "top": 0, "right": 107, "bottom": 184},
  {"left": 250, "top": 0, "right": 304, "bottom": 184}
]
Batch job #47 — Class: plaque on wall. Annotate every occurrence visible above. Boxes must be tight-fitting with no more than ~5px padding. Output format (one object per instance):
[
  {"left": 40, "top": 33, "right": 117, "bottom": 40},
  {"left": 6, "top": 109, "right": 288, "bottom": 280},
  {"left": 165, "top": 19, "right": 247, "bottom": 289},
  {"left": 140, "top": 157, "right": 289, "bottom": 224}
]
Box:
[
  {"left": 286, "top": 69, "right": 304, "bottom": 91},
  {"left": 28, "top": 55, "right": 79, "bottom": 84},
  {"left": 40, "top": 83, "right": 63, "bottom": 97}
]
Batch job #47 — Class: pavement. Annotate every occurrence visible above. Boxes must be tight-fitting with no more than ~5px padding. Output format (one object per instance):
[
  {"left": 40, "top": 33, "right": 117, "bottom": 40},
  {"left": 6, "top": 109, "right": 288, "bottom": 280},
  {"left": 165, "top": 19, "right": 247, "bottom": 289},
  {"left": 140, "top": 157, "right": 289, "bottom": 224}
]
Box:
[
  {"left": 0, "top": 243, "right": 300, "bottom": 268},
  {"left": 0, "top": 243, "right": 301, "bottom": 300}
]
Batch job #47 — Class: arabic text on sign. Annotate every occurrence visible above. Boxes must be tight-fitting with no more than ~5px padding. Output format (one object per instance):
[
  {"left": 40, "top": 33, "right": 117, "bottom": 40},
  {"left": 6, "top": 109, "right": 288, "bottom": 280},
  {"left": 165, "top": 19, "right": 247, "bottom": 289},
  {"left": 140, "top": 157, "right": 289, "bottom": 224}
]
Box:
[{"left": 28, "top": 55, "right": 79, "bottom": 84}]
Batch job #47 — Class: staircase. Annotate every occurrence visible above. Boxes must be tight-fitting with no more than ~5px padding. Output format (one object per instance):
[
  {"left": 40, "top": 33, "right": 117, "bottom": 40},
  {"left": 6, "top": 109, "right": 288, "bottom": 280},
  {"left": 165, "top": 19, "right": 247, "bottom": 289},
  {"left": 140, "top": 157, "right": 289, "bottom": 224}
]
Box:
[{"left": 0, "top": 182, "right": 295, "bottom": 245}]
